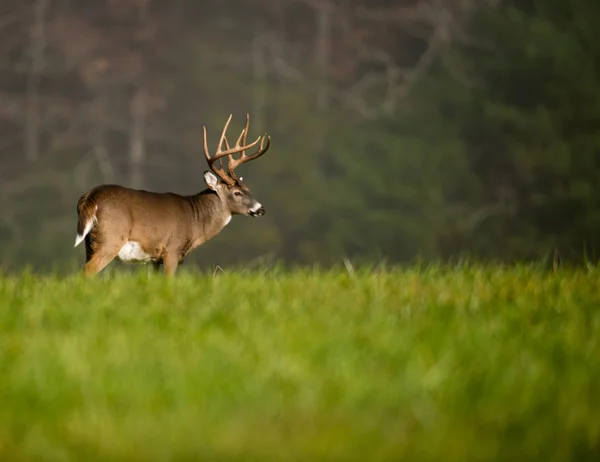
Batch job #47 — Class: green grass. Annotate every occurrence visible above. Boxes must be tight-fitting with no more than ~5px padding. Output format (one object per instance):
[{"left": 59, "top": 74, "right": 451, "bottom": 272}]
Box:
[{"left": 0, "top": 265, "right": 599, "bottom": 461}]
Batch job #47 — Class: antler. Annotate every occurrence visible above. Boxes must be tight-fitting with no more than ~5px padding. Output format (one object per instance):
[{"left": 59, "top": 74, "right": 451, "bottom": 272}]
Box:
[
  {"left": 203, "top": 114, "right": 263, "bottom": 186},
  {"left": 226, "top": 113, "right": 271, "bottom": 182}
]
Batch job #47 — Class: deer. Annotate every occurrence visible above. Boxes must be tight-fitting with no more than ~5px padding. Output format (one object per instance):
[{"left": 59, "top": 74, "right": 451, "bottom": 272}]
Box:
[{"left": 73, "top": 113, "right": 271, "bottom": 276}]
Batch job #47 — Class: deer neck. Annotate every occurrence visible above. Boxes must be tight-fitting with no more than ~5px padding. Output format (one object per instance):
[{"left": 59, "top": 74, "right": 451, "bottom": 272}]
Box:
[{"left": 189, "top": 189, "right": 232, "bottom": 243}]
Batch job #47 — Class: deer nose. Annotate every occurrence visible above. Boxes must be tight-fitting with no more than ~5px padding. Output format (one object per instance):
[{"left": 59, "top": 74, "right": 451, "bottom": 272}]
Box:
[{"left": 249, "top": 202, "right": 265, "bottom": 216}]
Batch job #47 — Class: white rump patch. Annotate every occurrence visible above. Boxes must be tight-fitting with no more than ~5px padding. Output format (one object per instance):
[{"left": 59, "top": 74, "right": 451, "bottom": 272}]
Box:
[{"left": 117, "top": 241, "right": 152, "bottom": 263}]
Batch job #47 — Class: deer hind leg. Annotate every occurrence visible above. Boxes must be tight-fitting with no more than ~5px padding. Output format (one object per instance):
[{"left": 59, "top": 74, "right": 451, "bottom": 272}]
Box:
[
  {"left": 84, "top": 234, "right": 94, "bottom": 263},
  {"left": 83, "top": 254, "right": 117, "bottom": 276},
  {"left": 82, "top": 235, "right": 127, "bottom": 276}
]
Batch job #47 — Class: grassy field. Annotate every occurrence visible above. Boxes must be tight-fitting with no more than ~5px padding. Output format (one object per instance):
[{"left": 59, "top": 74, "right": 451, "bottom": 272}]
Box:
[{"left": 0, "top": 265, "right": 599, "bottom": 461}]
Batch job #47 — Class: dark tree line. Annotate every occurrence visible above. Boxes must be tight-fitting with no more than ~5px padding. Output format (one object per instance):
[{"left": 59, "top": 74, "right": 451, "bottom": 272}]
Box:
[{"left": 0, "top": 0, "right": 598, "bottom": 271}]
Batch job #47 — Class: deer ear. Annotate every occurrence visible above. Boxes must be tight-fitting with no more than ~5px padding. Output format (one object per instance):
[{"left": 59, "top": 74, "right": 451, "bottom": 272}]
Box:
[{"left": 204, "top": 171, "right": 219, "bottom": 191}]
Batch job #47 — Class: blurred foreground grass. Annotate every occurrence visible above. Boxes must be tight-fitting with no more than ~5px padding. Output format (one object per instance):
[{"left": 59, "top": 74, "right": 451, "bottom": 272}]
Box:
[{"left": 0, "top": 265, "right": 599, "bottom": 461}]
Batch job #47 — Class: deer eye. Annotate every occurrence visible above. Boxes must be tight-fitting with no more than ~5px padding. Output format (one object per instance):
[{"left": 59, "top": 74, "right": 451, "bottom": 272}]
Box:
[{"left": 234, "top": 191, "right": 242, "bottom": 197}]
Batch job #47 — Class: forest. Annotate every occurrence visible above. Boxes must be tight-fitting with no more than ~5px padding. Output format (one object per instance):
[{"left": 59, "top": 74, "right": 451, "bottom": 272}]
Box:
[
  {"left": 2, "top": 3, "right": 600, "bottom": 459},
  {"left": 1, "top": 0, "right": 599, "bottom": 272}
]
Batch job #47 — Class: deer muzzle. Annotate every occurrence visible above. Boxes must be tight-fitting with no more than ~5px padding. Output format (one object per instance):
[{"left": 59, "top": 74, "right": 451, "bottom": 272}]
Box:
[{"left": 249, "top": 202, "right": 265, "bottom": 216}]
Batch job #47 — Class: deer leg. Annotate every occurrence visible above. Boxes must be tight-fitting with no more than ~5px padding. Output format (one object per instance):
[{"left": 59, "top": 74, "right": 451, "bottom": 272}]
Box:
[
  {"left": 82, "top": 237, "right": 126, "bottom": 276},
  {"left": 162, "top": 253, "right": 179, "bottom": 276},
  {"left": 83, "top": 252, "right": 118, "bottom": 276}
]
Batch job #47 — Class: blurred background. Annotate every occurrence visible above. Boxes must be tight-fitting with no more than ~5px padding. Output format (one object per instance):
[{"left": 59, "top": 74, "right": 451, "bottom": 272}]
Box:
[{"left": 0, "top": 0, "right": 598, "bottom": 272}]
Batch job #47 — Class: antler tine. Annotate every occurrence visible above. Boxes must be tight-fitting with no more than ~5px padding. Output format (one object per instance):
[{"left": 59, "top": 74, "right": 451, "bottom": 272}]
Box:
[
  {"left": 211, "top": 126, "right": 261, "bottom": 163},
  {"left": 241, "top": 113, "right": 250, "bottom": 148},
  {"left": 228, "top": 133, "right": 271, "bottom": 180},
  {"left": 222, "top": 136, "right": 232, "bottom": 169},
  {"left": 228, "top": 112, "right": 251, "bottom": 168},
  {"left": 217, "top": 114, "right": 233, "bottom": 155},
  {"left": 203, "top": 125, "right": 233, "bottom": 185}
]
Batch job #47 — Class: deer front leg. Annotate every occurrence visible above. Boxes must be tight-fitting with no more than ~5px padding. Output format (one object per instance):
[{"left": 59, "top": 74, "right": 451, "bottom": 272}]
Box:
[{"left": 162, "top": 252, "right": 180, "bottom": 276}]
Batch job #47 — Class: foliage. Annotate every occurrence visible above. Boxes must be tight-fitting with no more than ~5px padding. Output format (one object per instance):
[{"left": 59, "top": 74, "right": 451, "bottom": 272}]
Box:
[
  {"left": 1, "top": 266, "right": 599, "bottom": 460},
  {"left": 413, "top": 0, "right": 600, "bottom": 261},
  {"left": 1, "top": 0, "right": 600, "bottom": 271}
]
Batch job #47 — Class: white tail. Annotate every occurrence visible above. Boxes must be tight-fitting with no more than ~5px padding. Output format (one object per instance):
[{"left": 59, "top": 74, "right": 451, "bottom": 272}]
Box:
[{"left": 74, "top": 206, "right": 97, "bottom": 247}]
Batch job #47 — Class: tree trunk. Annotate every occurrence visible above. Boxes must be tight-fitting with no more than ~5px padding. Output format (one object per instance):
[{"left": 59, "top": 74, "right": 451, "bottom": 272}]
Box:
[
  {"left": 129, "top": 87, "right": 146, "bottom": 189},
  {"left": 25, "top": 0, "right": 50, "bottom": 164},
  {"left": 92, "top": 90, "right": 115, "bottom": 183},
  {"left": 313, "top": 1, "right": 332, "bottom": 169},
  {"left": 252, "top": 25, "right": 267, "bottom": 133},
  {"left": 315, "top": 2, "right": 331, "bottom": 112}
]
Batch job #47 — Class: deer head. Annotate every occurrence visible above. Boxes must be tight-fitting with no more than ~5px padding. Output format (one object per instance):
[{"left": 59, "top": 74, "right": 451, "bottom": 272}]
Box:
[{"left": 203, "top": 113, "right": 270, "bottom": 217}]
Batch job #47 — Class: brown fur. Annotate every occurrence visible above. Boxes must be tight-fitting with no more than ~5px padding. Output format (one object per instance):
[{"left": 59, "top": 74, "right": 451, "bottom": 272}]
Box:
[{"left": 75, "top": 179, "right": 263, "bottom": 276}]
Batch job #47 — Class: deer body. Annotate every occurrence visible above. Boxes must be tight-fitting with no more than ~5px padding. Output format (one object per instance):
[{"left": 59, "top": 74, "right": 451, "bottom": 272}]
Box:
[{"left": 74, "top": 114, "right": 270, "bottom": 276}]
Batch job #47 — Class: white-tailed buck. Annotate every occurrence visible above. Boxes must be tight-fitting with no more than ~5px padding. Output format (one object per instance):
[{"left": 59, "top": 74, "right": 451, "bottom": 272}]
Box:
[{"left": 74, "top": 113, "right": 271, "bottom": 276}]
